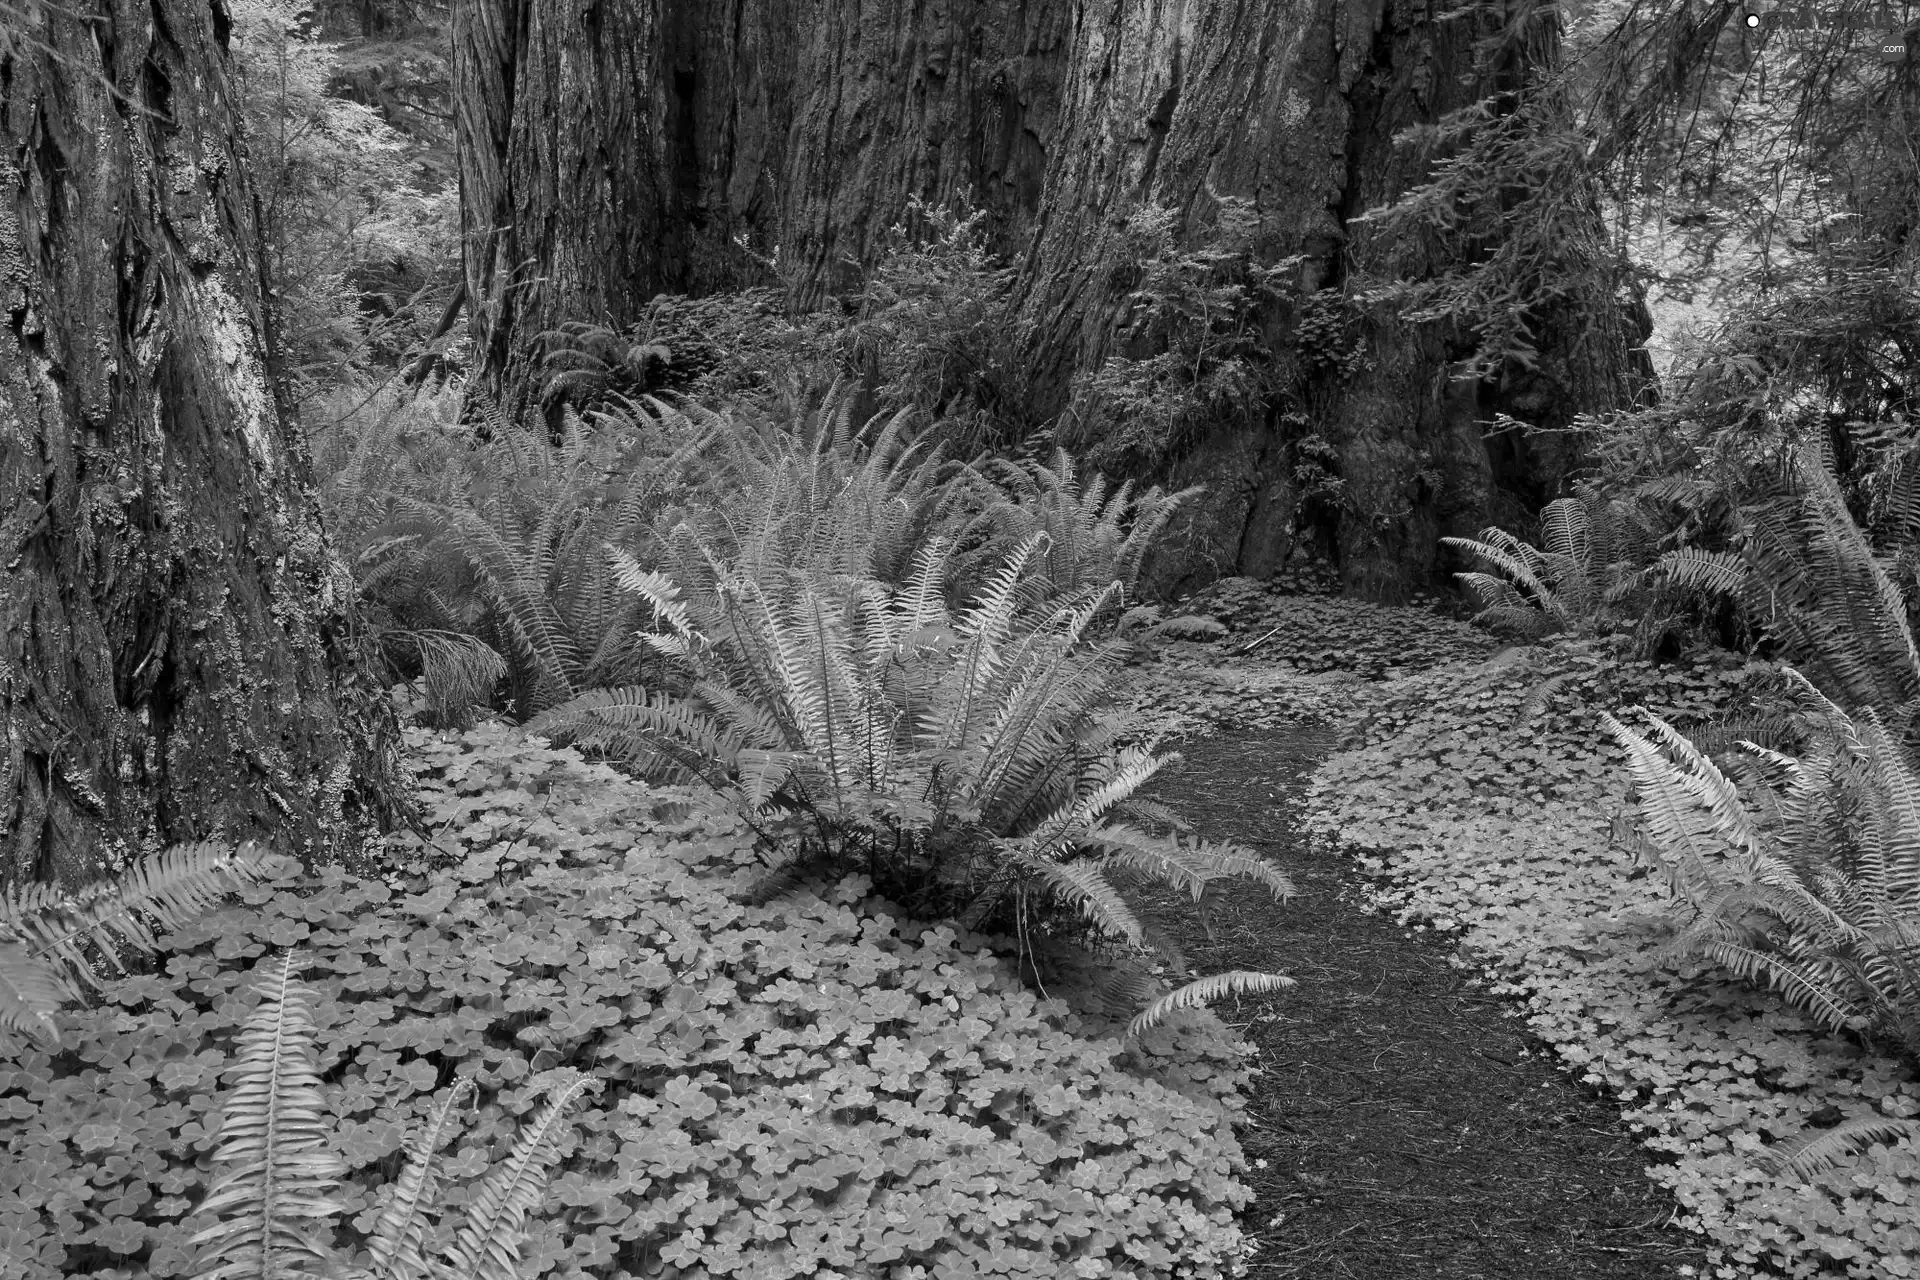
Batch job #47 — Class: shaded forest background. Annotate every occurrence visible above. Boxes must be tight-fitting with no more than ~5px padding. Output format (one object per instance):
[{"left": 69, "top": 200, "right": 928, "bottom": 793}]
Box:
[{"left": 264, "top": 0, "right": 1916, "bottom": 601}]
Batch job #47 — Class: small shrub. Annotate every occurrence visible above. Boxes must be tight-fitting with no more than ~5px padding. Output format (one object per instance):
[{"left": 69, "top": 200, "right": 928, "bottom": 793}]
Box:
[{"left": 845, "top": 196, "right": 1032, "bottom": 454}]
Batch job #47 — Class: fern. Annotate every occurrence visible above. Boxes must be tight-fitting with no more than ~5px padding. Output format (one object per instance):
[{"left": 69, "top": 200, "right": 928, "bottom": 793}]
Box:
[
  {"left": 0, "top": 840, "right": 271, "bottom": 1046},
  {"left": 436, "top": 1069, "right": 599, "bottom": 1280},
  {"left": 1758, "top": 1115, "right": 1920, "bottom": 1180},
  {"left": 1606, "top": 680, "right": 1920, "bottom": 1057},
  {"left": 1650, "top": 438, "right": 1920, "bottom": 725},
  {"left": 1127, "top": 970, "right": 1298, "bottom": 1040},
  {"left": 190, "top": 952, "right": 349, "bottom": 1280},
  {"left": 533, "top": 509, "right": 1295, "bottom": 1038},
  {"left": 325, "top": 387, "right": 717, "bottom": 723},
  {"left": 1443, "top": 491, "right": 1653, "bottom": 639},
  {"left": 187, "top": 949, "right": 597, "bottom": 1280},
  {"left": 978, "top": 448, "right": 1201, "bottom": 606}
]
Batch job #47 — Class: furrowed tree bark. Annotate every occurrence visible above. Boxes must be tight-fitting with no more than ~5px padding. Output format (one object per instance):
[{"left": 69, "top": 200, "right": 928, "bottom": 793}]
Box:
[
  {"left": 455, "top": 0, "right": 1652, "bottom": 598},
  {"left": 0, "top": 0, "right": 411, "bottom": 895},
  {"left": 452, "top": 0, "right": 800, "bottom": 429}
]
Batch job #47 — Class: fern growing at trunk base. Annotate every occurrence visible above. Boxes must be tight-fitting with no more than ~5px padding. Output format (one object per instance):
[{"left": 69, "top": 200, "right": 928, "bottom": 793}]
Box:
[{"left": 1, "top": 840, "right": 271, "bottom": 1046}]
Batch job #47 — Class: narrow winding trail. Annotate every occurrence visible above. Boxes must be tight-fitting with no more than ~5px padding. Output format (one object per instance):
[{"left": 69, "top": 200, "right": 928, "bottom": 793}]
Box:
[{"left": 1131, "top": 726, "right": 1706, "bottom": 1280}]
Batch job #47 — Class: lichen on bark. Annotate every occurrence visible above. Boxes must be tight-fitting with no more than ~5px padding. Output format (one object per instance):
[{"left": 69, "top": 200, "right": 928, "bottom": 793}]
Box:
[{"left": 0, "top": 0, "right": 412, "bottom": 896}]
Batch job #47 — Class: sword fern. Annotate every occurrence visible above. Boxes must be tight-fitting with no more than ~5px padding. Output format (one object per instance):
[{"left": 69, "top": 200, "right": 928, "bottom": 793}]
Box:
[{"left": 531, "top": 533, "right": 1294, "bottom": 1040}]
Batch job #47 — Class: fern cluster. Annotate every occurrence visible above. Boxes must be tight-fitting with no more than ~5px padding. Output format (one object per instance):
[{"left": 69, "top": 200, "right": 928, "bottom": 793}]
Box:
[
  {"left": 1443, "top": 490, "right": 1656, "bottom": 640},
  {"left": 318, "top": 385, "right": 716, "bottom": 722},
  {"left": 537, "top": 288, "right": 843, "bottom": 416},
  {"left": 1608, "top": 677, "right": 1920, "bottom": 1058},
  {"left": 1653, "top": 439, "right": 1920, "bottom": 726},
  {"left": 320, "top": 374, "right": 1201, "bottom": 729},
  {"left": 1604, "top": 439, "right": 1920, "bottom": 1172},
  {"left": 2, "top": 842, "right": 584, "bottom": 1280},
  {"left": 530, "top": 523, "right": 1289, "bottom": 1040}
]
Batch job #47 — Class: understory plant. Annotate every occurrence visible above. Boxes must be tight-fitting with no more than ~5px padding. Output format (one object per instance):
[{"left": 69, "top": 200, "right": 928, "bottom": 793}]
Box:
[
  {"left": 652, "top": 386, "right": 997, "bottom": 594},
  {"left": 651, "top": 385, "right": 1210, "bottom": 631},
  {"left": 2, "top": 730, "right": 1272, "bottom": 1280},
  {"left": 0, "top": 844, "right": 579, "bottom": 1279},
  {"left": 845, "top": 197, "right": 1031, "bottom": 453},
  {"left": 1441, "top": 488, "right": 1660, "bottom": 642},
  {"left": 1605, "top": 678, "right": 1920, "bottom": 1174},
  {"left": 1606, "top": 438, "right": 1920, "bottom": 1174},
  {"left": 529, "top": 529, "right": 1293, "bottom": 1042},
  {"left": 321, "top": 387, "right": 719, "bottom": 722},
  {"left": 189, "top": 951, "right": 594, "bottom": 1280},
  {"left": 977, "top": 447, "right": 1203, "bottom": 605},
  {"left": 1653, "top": 437, "right": 1920, "bottom": 727},
  {"left": 1, "top": 842, "right": 270, "bottom": 1044},
  {"left": 1066, "top": 195, "right": 1290, "bottom": 470}
]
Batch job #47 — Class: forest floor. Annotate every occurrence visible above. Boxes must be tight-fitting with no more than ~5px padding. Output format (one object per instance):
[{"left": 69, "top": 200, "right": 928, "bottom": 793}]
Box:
[
  {"left": 367, "top": 573, "right": 1912, "bottom": 1280},
  {"left": 1132, "top": 727, "right": 1704, "bottom": 1279},
  {"left": 1105, "top": 573, "right": 1709, "bottom": 1278}
]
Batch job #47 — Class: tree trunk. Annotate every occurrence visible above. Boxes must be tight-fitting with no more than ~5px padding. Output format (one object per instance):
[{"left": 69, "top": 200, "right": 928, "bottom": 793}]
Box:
[
  {"left": 455, "top": 0, "right": 1652, "bottom": 597},
  {"left": 452, "top": 0, "right": 801, "bottom": 427},
  {"left": 0, "top": 0, "right": 411, "bottom": 895}
]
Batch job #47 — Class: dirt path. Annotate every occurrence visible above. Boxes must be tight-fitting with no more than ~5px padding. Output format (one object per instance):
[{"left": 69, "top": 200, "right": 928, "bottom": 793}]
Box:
[{"left": 1131, "top": 725, "right": 1705, "bottom": 1280}]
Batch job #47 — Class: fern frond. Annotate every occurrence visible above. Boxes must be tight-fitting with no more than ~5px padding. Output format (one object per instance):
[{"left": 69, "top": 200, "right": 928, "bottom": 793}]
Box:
[
  {"left": 1110, "top": 797, "right": 1192, "bottom": 833},
  {"left": 1693, "top": 938, "right": 1865, "bottom": 1031},
  {"left": 439, "top": 1070, "right": 600, "bottom": 1280},
  {"left": 1760, "top": 1116, "right": 1920, "bottom": 1180},
  {"left": 528, "top": 686, "right": 743, "bottom": 780},
  {"left": 365, "top": 1077, "right": 475, "bottom": 1280},
  {"left": 607, "top": 546, "right": 696, "bottom": 640},
  {"left": 189, "top": 951, "right": 351, "bottom": 1280},
  {"left": 993, "top": 848, "right": 1146, "bottom": 952},
  {"left": 405, "top": 630, "right": 509, "bottom": 719},
  {"left": 1125, "top": 969, "right": 1296, "bottom": 1040},
  {"left": 1652, "top": 547, "right": 1749, "bottom": 599},
  {"left": 1, "top": 840, "right": 271, "bottom": 1045},
  {"left": 1539, "top": 497, "right": 1595, "bottom": 577},
  {"left": 0, "top": 942, "right": 71, "bottom": 1044},
  {"left": 1442, "top": 530, "right": 1564, "bottom": 622}
]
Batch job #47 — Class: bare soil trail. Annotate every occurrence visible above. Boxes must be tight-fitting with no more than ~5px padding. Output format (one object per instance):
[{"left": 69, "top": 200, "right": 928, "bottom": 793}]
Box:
[{"left": 1130, "top": 724, "right": 1705, "bottom": 1280}]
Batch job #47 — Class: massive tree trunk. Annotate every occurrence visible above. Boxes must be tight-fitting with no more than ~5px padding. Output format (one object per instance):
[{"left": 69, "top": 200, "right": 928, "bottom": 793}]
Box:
[
  {"left": 0, "top": 0, "right": 411, "bottom": 895},
  {"left": 452, "top": 0, "right": 801, "bottom": 426},
  {"left": 456, "top": 0, "right": 1652, "bottom": 598}
]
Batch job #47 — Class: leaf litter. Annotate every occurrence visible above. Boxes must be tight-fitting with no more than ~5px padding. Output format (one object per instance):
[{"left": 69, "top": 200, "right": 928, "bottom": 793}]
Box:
[{"left": 1116, "top": 573, "right": 1917, "bottom": 1280}]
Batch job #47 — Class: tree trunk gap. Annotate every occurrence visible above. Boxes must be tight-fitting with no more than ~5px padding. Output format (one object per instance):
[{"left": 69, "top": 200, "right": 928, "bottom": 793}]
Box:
[
  {"left": 0, "top": 0, "right": 411, "bottom": 895},
  {"left": 454, "top": 0, "right": 1654, "bottom": 600}
]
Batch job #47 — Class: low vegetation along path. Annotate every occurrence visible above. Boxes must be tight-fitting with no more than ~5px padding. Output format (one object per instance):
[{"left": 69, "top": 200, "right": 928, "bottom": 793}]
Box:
[{"left": 1134, "top": 724, "right": 1704, "bottom": 1280}]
